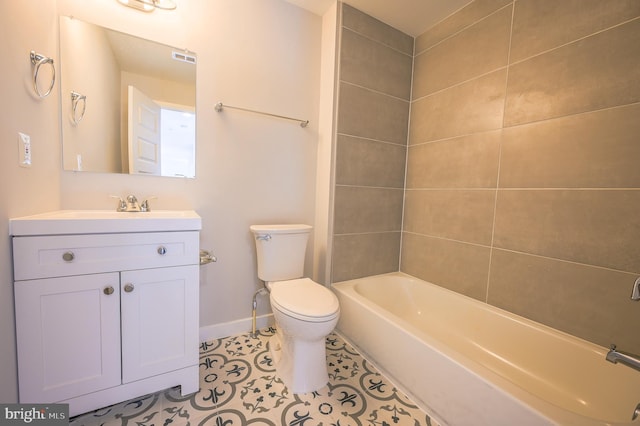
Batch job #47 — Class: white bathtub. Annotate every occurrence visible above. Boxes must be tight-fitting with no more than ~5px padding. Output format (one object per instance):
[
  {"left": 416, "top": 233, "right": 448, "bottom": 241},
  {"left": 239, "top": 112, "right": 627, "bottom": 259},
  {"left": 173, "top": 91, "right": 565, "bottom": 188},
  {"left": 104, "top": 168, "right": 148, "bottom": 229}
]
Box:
[{"left": 332, "top": 272, "right": 640, "bottom": 426}]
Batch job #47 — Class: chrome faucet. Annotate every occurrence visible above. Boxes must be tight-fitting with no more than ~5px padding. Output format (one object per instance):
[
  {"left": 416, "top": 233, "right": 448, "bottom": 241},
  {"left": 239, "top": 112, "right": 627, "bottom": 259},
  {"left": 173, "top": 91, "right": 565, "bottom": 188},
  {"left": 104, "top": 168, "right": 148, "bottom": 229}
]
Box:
[
  {"left": 112, "top": 195, "right": 151, "bottom": 212},
  {"left": 112, "top": 196, "right": 127, "bottom": 212},
  {"left": 606, "top": 344, "right": 640, "bottom": 373},
  {"left": 125, "top": 195, "right": 141, "bottom": 212},
  {"left": 140, "top": 196, "right": 156, "bottom": 212}
]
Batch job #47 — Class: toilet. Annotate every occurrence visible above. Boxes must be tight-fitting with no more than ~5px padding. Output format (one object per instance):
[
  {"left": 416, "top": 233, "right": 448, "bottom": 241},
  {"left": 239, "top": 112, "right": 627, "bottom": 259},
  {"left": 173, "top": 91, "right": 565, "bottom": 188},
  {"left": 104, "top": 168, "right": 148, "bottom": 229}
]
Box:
[{"left": 250, "top": 224, "right": 340, "bottom": 394}]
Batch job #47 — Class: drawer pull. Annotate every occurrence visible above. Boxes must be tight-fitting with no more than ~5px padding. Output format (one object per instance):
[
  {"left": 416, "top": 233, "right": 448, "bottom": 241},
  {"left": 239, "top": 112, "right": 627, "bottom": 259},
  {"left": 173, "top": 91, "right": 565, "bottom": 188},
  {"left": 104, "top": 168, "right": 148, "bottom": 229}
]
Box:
[
  {"left": 157, "top": 246, "right": 167, "bottom": 255},
  {"left": 103, "top": 286, "right": 115, "bottom": 295},
  {"left": 62, "top": 251, "right": 75, "bottom": 262},
  {"left": 124, "top": 283, "right": 135, "bottom": 293}
]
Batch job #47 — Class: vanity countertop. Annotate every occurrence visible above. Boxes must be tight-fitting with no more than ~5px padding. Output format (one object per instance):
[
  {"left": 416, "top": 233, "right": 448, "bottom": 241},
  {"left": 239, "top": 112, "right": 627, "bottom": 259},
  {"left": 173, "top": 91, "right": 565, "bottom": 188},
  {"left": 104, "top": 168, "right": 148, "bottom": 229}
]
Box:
[{"left": 9, "top": 210, "right": 202, "bottom": 236}]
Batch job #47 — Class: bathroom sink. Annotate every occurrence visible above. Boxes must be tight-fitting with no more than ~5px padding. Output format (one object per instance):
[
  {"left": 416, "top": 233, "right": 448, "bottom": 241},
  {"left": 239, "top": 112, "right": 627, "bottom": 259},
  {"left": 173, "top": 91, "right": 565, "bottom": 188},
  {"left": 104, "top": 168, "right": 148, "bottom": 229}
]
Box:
[{"left": 9, "top": 210, "right": 202, "bottom": 236}]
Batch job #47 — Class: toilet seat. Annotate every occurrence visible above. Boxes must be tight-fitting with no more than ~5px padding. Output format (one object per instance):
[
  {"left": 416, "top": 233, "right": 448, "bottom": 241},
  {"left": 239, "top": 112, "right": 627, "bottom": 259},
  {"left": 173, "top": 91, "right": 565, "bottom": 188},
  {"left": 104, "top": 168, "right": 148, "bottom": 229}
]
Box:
[{"left": 270, "top": 278, "right": 339, "bottom": 322}]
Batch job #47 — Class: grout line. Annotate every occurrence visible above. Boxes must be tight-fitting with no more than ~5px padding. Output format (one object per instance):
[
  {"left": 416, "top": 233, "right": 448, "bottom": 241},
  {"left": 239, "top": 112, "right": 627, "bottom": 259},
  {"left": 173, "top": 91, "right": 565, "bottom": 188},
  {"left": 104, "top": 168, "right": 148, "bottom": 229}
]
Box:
[
  {"left": 411, "top": 65, "right": 508, "bottom": 103},
  {"left": 501, "top": 100, "right": 640, "bottom": 130},
  {"left": 402, "top": 231, "right": 492, "bottom": 250},
  {"left": 334, "top": 230, "right": 404, "bottom": 237},
  {"left": 491, "top": 247, "right": 640, "bottom": 276},
  {"left": 497, "top": 188, "right": 640, "bottom": 191},
  {"left": 336, "top": 131, "right": 408, "bottom": 148},
  {"left": 405, "top": 188, "right": 500, "bottom": 191},
  {"left": 507, "top": 15, "right": 640, "bottom": 67},
  {"left": 408, "top": 100, "right": 640, "bottom": 147},
  {"left": 341, "top": 26, "right": 413, "bottom": 58},
  {"left": 398, "top": 35, "right": 417, "bottom": 274},
  {"left": 405, "top": 187, "right": 640, "bottom": 191},
  {"left": 339, "top": 80, "right": 411, "bottom": 104},
  {"left": 408, "top": 128, "right": 502, "bottom": 147},
  {"left": 336, "top": 184, "right": 404, "bottom": 190},
  {"left": 415, "top": 2, "right": 515, "bottom": 56},
  {"left": 486, "top": 1, "right": 517, "bottom": 303},
  {"left": 403, "top": 231, "right": 640, "bottom": 276}
]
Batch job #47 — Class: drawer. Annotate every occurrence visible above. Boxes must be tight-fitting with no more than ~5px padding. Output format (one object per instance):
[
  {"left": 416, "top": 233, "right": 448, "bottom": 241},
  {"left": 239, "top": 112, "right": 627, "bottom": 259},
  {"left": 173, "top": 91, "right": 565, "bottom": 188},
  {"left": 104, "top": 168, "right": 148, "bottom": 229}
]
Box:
[{"left": 13, "top": 231, "right": 199, "bottom": 281}]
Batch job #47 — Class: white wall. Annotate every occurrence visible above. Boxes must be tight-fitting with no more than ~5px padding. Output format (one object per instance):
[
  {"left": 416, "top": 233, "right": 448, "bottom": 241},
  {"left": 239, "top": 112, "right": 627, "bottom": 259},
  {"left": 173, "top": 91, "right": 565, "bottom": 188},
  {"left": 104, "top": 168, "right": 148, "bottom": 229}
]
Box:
[
  {"left": 314, "top": 2, "right": 339, "bottom": 284},
  {"left": 60, "top": 17, "right": 121, "bottom": 173},
  {"left": 0, "top": 1, "right": 61, "bottom": 404},
  {"left": 0, "top": 0, "right": 328, "bottom": 403}
]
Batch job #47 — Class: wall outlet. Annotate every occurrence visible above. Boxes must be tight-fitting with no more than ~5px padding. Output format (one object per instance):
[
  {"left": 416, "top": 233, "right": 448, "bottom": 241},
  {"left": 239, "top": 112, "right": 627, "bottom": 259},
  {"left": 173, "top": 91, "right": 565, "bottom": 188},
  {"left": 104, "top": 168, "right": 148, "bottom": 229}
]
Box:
[{"left": 18, "top": 132, "right": 31, "bottom": 168}]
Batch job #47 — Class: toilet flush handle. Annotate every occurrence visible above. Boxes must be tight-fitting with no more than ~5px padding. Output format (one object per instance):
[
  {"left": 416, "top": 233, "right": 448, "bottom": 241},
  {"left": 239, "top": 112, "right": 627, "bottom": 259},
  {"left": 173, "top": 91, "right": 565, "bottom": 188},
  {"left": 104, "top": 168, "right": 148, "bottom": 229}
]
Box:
[{"left": 256, "top": 234, "right": 272, "bottom": 242}]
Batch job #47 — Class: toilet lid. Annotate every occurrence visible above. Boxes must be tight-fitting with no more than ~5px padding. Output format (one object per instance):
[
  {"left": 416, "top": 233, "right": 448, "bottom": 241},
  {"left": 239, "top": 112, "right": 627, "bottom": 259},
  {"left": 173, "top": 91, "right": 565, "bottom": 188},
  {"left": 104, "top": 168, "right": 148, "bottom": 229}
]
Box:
[{"left": 270, "top": 278, "right": 340, "bottom": 322}]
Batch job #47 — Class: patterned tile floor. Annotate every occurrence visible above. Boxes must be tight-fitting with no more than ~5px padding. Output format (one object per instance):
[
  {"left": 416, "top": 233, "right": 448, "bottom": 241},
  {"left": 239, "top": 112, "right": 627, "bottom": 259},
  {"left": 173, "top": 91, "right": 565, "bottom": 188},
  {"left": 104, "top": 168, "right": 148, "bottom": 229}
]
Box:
[{"left": 71, "top": 327, "right": 440, "bottom": 425}]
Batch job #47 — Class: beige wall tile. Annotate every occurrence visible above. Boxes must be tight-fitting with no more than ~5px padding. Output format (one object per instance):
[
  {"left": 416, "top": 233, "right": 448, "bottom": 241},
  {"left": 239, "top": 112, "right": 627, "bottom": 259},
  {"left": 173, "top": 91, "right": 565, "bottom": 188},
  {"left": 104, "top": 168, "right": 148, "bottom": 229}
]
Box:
[
  {"left": 415, "top": 0, "right": 512, "bottom": 54},
  {"left": 504, "top": 18, "right": 640, "bottom": 126},
  {"left": 341, "top": 29, "right": 413, "bottom": 100},
  {"left": 335, "top": 2, "right": 639, "bottom": 354},
  {"left": 334, "top": 186, "right": 404, "bottom": 234},
  {"left": 510, "top": 0, "right": 640, "bottom": 63},
  {"left": 336, "top": 135, "right": 406, "bottom": 188},
  {"left": 489, "top": 249, "right": 640, "bottom": 353},
  {"left": 401, "top": 232, "right": 491, "bottom": 300},
  {"left": 410, "top": 69, "right": 506, "bottom": 143},
  {"left": 338, "top": 82, "right": 409, "bottom": 144},
  {"left": 403, "top": 189, "right": 496, "bottom": 245},
  {"left": 406, "top": 131, "right": 500, "bottom": 188},
  {"left": 500, "top": 103, "right": 640, "bottom": 188},
  {"left": 413, "top": 5, "right": 511, "bottom": 98},
  {"left": 493, "top": 190, "right": 640, "bottom": 273},
  {"left": 342, "top": 3, "right": 413, "bottom": 55},
  {"left": 332, "top": 232, "right": 401, "bottom": 282},
  {"left": 332, "top": 5, "right": 412, "bottom": 286}
]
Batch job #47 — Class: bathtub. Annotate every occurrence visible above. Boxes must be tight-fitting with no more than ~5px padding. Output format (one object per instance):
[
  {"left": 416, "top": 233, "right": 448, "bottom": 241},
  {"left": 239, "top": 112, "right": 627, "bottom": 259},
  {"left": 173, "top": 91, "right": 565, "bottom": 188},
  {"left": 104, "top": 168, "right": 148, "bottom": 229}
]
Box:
[{"left": 332, "top": 272, "right": 640, "bottom": 426}]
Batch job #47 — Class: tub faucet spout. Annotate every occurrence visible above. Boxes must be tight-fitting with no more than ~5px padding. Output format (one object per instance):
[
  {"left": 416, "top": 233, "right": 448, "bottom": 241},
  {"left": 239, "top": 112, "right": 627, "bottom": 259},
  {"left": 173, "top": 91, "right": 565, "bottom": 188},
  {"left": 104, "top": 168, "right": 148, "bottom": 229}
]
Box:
[{"left": 606, "top": 345, "right": 640, "bottom": 372}]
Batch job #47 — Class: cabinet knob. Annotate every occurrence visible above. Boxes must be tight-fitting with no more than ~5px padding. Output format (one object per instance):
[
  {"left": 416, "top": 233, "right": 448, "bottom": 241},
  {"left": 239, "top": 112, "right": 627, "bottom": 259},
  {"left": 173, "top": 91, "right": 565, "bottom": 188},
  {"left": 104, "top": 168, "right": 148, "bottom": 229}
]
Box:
[
  {"left": 157, "top": 246, "right": 167, "bottom": 255},
  {"left": 124, "top": 283, "right": 135, "bottom": 293},
  {"left": 62, "top": 251, "right": 75, "bottom": 262},
  {"left": 103, "top": 286, "right": 115, "bottom": 295}
]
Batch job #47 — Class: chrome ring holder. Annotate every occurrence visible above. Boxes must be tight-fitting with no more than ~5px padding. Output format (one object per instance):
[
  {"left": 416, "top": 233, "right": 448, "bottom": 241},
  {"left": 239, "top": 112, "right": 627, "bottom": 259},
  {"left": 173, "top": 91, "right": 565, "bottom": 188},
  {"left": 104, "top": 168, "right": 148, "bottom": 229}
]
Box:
[
  {"left": 30, "top": 51, "right": 55, "bottom": 98},
  {"left": 71, "top": 91, "right": 87, "bottom": 124}
]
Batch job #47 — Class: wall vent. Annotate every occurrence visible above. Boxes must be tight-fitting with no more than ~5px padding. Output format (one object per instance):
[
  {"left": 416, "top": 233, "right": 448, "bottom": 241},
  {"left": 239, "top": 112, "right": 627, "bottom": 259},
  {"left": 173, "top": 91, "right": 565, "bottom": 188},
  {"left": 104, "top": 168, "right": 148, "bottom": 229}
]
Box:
[{"left": 172, "top": 51, "right": 196, "bottom": 64}]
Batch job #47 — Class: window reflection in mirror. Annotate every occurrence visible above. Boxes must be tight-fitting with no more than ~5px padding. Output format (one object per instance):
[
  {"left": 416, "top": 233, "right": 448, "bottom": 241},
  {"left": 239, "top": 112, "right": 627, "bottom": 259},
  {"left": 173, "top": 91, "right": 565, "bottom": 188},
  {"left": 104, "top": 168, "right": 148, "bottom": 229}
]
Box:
[
  {"left": 160, "top": 107, "right": 196, "bottom": 178},
  {"left": 59, "top": 16, "right": 196, "bottom": 178}
]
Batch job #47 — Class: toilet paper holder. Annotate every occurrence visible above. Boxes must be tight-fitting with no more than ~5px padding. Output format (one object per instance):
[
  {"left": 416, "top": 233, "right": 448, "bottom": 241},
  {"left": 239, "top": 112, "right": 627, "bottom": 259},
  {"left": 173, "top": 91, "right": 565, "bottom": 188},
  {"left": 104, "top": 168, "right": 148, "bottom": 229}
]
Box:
[{"left": 200, "top": 249, "right": 217, "bottom": 265}]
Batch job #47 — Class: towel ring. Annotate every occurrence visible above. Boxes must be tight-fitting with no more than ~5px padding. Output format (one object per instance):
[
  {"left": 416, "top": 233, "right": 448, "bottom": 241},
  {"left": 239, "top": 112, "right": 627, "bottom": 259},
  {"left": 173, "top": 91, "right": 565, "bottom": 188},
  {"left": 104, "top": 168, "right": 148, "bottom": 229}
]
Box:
[
  {"left": 71, "top": 91, "right": 87, "bottom": 125},
  {"left": 30, "top": 51, "right": 55, "bottom": 98}
]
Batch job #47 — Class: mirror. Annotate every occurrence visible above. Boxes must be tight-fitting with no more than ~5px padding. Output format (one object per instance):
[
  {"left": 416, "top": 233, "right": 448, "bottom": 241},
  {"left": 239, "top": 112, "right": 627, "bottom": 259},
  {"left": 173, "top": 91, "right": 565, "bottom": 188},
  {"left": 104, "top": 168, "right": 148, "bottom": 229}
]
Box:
[{"left": 59, "top": 16, "right": 197, "bottom": 178}]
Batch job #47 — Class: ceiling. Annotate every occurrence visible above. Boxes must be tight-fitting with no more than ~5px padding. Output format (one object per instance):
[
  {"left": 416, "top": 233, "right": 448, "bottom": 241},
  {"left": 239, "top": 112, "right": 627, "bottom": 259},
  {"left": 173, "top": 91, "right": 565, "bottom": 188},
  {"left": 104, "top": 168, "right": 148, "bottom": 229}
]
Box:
[
  {"left": 106, "top": 27, "right": 196, "bottom": 85},
  {"left": 284, "top": 0, "right": 474, "bottom": 36}
]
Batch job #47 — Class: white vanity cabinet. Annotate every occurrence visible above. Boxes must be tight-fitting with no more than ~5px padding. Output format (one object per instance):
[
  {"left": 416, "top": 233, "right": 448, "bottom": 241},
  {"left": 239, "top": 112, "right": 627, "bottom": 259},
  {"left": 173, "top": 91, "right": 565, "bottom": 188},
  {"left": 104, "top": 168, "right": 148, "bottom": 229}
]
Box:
[
  {"left": 14, "top": 272, "right": 122, "bottom": 404},
  {"left": 10, "top": 211, "right": 202, "bottom": 417}
]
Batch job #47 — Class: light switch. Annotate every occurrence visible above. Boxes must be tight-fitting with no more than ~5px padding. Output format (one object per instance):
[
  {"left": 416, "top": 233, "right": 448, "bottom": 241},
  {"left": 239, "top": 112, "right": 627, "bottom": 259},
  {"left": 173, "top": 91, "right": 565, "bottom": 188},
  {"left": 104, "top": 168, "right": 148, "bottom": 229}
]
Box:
[{"left": 18, "top": 132, "right": 31, "bottom": 168}]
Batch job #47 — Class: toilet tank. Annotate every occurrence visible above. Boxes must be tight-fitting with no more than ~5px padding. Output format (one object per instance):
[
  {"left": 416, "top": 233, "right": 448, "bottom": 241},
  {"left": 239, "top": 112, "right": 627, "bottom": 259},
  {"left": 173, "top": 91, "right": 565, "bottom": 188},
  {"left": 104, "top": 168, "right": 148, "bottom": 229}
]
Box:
[{"left": 250, "top": 224, "right": 312, "bottom": 282}]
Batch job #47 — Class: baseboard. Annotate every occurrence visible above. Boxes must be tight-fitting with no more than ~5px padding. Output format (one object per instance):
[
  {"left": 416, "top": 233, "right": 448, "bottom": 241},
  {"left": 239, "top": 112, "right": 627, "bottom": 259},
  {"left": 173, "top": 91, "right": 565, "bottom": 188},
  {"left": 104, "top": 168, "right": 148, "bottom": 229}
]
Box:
[{"left": 199, "top": 313, "right": 275, "bottom": 342}]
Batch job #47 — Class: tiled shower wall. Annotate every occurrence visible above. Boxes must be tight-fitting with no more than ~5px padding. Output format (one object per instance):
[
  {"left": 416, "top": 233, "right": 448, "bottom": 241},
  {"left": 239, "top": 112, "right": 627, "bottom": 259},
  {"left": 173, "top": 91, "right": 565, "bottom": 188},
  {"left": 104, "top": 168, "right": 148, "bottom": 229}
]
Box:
[
  {"left": 404, "top": 0, "right": 640, "bottom": 352},
  {"left": 331, "top": 4, "right": 413, "bottom": 282},
  {"left": 332, "top": 0, "right": 640, "bottom": 353}
]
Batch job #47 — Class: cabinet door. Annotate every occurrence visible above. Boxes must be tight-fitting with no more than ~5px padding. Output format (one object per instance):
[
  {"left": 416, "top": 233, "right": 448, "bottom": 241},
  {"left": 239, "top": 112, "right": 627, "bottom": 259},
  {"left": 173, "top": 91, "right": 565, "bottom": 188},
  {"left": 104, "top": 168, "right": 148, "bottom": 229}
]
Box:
[
  {"left": 14, "top": 273, "right": 121, "bottom": 403},
  {"left": 120, "top": 265, "right": 198, "bottom": 383}
]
